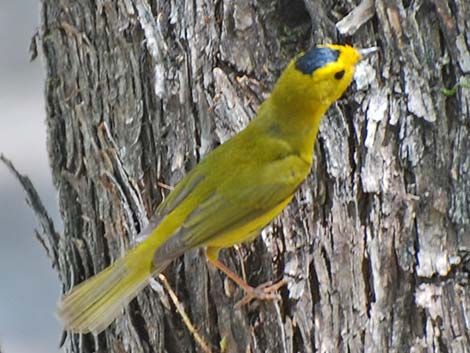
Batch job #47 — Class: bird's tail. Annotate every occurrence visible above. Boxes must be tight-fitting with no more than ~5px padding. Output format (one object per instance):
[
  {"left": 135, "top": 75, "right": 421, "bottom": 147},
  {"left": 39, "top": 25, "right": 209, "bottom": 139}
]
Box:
[{"left": 58, "top": 241, "right": 158, "bottom": 334}]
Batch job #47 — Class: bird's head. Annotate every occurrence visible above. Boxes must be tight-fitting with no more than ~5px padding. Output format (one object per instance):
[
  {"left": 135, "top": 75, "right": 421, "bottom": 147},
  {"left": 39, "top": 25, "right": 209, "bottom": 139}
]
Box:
[{"left": 272, "top": 44, "right": 377, "bottom": 113}]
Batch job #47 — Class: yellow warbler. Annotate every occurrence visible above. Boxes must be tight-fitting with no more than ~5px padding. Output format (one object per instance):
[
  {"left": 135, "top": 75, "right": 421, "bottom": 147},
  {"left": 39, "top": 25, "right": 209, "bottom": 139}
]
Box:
[{"left": 58, "top": 44, "right": 377, "bottom": 334}]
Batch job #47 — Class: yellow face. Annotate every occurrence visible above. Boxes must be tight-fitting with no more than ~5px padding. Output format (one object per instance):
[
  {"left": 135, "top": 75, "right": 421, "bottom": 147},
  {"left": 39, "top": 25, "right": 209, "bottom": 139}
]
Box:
[{"left": 289, "top": 44, "right": 362, "bottom": 106}]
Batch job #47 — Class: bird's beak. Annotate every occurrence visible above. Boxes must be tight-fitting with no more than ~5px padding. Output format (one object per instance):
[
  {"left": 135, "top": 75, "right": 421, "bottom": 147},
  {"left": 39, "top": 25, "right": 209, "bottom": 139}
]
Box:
[{"left": 358, "top": 47, "right": 379, "bottom": 60}]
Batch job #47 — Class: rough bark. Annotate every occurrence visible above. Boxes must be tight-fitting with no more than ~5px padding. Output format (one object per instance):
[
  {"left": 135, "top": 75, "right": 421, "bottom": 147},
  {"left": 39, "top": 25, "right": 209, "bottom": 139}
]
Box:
[{"left": 37, "top": 0, "right": 470, "bottom": 352}]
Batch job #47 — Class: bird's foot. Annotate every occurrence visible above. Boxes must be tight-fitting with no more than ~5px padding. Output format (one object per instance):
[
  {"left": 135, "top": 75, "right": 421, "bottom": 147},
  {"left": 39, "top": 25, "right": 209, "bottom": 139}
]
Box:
[{"left": 235, "top": 278, "right": 287, "bottom": 308}]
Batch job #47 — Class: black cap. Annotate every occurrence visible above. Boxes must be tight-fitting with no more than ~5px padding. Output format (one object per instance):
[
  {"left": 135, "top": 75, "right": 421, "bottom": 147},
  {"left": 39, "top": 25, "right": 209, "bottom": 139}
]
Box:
[{"left": 295, "top": 47, "right": 340, "bottom": 75}]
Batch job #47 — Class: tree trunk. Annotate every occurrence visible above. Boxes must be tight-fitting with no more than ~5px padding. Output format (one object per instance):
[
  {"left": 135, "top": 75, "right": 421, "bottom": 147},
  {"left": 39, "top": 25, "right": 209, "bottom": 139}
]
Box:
[{"left": 38, "top": 0, "right": 470, "bottom": 352}]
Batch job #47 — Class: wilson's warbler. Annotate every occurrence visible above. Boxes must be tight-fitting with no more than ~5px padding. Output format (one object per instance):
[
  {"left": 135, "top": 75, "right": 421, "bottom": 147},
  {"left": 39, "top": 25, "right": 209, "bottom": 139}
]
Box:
[{"left": 59, "top": 44, "right": 377, "bottom": 334}]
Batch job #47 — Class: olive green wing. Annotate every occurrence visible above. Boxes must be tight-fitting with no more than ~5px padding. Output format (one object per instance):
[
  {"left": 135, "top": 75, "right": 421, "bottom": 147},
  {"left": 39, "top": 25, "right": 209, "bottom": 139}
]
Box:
[{"left": 152, "top": 155, "right": 309, "bottom": 267}]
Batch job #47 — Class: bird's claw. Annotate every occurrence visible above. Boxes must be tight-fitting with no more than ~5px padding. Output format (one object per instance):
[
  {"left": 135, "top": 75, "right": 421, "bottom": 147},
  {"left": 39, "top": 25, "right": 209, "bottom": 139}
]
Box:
[{"left": 235, "top": 278, "right": 287, "bottom": 308}]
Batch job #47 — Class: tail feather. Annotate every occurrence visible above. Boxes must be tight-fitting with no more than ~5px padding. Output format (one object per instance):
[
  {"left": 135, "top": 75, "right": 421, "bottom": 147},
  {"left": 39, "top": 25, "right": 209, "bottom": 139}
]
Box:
[{"left": 58, "top": 245, "right": 154, "bottom": 334}]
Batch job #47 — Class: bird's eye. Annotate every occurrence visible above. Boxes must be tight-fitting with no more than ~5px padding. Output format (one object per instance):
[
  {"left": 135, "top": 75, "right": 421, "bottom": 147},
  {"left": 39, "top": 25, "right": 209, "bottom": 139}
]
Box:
[{"left": 334, "top": 70, "right": 345, "bottom": 80}]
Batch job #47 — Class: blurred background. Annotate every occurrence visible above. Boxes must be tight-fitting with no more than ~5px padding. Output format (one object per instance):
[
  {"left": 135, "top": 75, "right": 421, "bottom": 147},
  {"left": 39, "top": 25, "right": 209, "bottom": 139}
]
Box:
[{"left": 0, "top": 1, "right": 62, "bottom": 353}]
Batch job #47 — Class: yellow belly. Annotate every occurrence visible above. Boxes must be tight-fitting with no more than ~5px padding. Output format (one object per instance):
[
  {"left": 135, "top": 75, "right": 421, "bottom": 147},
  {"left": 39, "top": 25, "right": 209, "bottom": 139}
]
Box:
[{"left": 205, "top": 195, "right": 293, "bottom": 249}]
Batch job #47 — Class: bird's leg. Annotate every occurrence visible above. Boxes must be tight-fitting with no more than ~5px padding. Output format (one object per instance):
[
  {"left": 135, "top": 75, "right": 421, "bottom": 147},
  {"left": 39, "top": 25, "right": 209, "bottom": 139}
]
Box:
[
  {"left": 206, "top": 247, "right": 286, "bottom": 308},
  {"left": 234, "top": 277, "right": 287, "bottom": 308}
]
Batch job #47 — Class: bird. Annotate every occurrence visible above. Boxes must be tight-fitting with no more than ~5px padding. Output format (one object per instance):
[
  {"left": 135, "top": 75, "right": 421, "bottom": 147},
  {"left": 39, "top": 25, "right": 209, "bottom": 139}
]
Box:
[{"left": 58, "top": 44, "right": 378, "bottom": 334}]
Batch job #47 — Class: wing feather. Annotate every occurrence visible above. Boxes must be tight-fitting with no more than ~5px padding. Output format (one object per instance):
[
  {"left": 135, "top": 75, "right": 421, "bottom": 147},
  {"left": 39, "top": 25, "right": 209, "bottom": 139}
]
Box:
[{"left": 153, "top": 154, "right": 309, "bottom": 266}]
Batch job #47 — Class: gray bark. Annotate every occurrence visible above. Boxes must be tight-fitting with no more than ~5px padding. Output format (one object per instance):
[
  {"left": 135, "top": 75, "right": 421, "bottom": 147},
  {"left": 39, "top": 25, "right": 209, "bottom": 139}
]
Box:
[{"left": 37, "top": 0, "right": 470, "bottom": 352}]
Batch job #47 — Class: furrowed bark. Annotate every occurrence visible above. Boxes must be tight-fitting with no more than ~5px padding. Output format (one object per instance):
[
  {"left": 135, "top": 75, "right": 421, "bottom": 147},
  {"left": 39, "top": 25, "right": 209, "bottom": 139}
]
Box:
[{"left": 39, "top": 0, "right": 470, "bottom": 352}]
